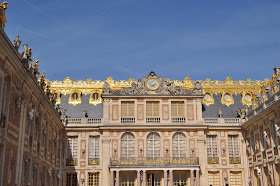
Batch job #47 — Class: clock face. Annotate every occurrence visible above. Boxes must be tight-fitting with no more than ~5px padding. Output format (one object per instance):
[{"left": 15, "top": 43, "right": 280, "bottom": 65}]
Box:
[{"left": 146, "top": 78, "right": 159, "bottom": 90}]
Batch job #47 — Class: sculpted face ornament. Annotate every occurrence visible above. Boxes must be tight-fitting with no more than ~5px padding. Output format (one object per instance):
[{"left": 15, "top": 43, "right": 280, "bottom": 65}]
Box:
[{"left": 146, "top": 78, "right": 159, "bottom": 91}]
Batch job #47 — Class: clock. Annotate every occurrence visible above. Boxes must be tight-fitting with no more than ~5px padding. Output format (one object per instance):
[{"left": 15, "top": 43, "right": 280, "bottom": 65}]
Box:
[{"left": 146, "top": 78, "right": 159, "bottom": 91}]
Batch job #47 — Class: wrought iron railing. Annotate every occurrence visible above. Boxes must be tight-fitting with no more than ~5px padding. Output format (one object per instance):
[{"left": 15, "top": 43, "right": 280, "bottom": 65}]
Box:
[
  {"left": 88, "top": 158, "right": 100, "bottom": 165},
  {"left": 207, "top": 157, "right": 219, "bottom": 164},
  {"left": 121, "top": 118, "right": 135, "bottom": 123},
  {"left": 110, "top": 157, "right": 199, "bottom": 167},
  {"left": 229, "top": 157, "right": 241, "bottom": 164},
  {"left": 146, "top": 118, "right": 160, "bottom": 123},
  {"left": 66, "top": 158, "right": 78, "bottom": 166},
  {"left": 171, "top": 117, "right": 186, "bottom": 123}
]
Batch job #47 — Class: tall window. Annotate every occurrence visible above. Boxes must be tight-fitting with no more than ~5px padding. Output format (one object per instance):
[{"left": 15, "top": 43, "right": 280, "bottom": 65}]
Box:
[
  {"left": 172, "top": 132, "right": 186, "bottom": 158},
  {"left": 146, "top": 102, "right": 159, "bottom": 117},
  {"left": 207, "top": 135, "right": 218, "bottom": 158},
  {"left": 66, "top": 173, "right": 77, "bottom": 186},
  {"left": 1, "top": 77, "right": 7, "bottom": 114},
  {"left": 88, "top": 173, "right": 99, "bottom": 186},
  {"left": 271, "top": 120, "right": 279, "bottom": 146},
  {"left": 228, "top": 135, "right": 240, "bottom": 158},
  {"left": 67, "top": 137, "right": 78, "bottom": 159},
  {"left": 230, "top": 171, "right": 242, "bottom": 186},
  {"left": 208, "top": 172, "right": 220, "bottom": 186},
  {"left": 121, "top": 133, "right": 135, "bottom": 158},
  {"left": 89, "top": 136, "right": 100, "bottom": 159},
  {"left": 251, "top": 131, "right": 255, "bottom": 154},
  {"left": 171, "top": 102, "right": 184, "bottom": 117},
  {"left": 121, "top": 102, "right": 135, "bottom": 117},
  {"left": 147, "top": 132, "right": 160, "bottom": 158},
  {"left": 260, "top": 126, "right": 266, "bottom": 150}
]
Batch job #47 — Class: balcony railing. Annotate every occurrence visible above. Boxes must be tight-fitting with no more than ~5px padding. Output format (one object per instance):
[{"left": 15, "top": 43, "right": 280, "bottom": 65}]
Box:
[
  {"left": 171, "top": 117, "right": 186, "bottom": 123},
  {"left": 110, "top": 157, "right": 199, "bottom": 167},
  {"left": 146, "top": 118, "right": 160, "bottom": 123},
  {"left": 66, "top": 158, "right": 78, "bottom": 166},
  {"left": 207, "top": 157, "right": 219, "bottom": 164},
  {"left": 121, "top": 118, "right": 135, "bottom": 124},
  {"left": 229, "top": 157, "right": 241, "bottom": 164},
  {"left": 67, "top": 118, "right": 102, "bottom": 125},
  {"left": 88, "top": 158, "right": 100, "bottom": 165},
  {"left": 204, "top": 118, "right": 240, "bottom": 125},
  {"left": 87, "top": 118, "right": 102, "bottom": 124}
]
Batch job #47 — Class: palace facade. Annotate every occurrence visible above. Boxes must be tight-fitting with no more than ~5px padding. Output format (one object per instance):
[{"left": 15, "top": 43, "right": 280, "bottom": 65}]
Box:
[{"left": 1, "top": 2, "right": 280, "bottom": 186}]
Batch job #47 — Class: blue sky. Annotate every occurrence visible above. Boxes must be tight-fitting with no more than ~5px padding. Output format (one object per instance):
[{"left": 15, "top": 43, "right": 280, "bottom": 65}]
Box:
[{"left": 4, "top": 0, "right": 280, "bottom": 81}]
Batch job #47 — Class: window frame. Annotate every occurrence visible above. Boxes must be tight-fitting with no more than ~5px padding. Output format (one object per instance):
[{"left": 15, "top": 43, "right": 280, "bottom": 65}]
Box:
[
  {"left": 88, "top": 172, "right": 99, "bottom": 186},
  {"left": 121, "top": 101, "right": 135, "bottom": 117},
  {"left": 228, "top": 135, "right": 240, "bottom": 158},
  {"left": 146, "top": 132, "right": 161, "bottom": 158},
  {"left": 171, "top": 101, "right": 185, "bottom": 117},
  {"left": 172, "top": 132, "right": 186, "bottom": 158},
  {"left": 206, "top": 135, "right": 218, "bottom": 158},
  {"left": 121, "top": 132, "right": 135, "bottom": 158},
  {"left": 88, "top": 136, "right": 100, "bottom": 159},
  {"left": 146, "top": 101, "right": 160, "bottom": 117}
]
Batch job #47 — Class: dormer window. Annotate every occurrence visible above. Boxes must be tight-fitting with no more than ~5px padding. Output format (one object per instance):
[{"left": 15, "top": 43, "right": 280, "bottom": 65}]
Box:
[
  {"left": 92, "top": 93, "right": 99, "bottom": 101},
  {"left": 224, "top": 93, "right": 231, "bottom": 101},
  {"left": 72, "top": 93, "right": 78, "bottom": 100}
]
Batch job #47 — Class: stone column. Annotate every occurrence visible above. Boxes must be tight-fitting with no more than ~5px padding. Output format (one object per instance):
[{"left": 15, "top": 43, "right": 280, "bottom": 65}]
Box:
[
  {"left": 137, "top": 170, "right": 141, "bottom": 186},
  {"left": 115, "top": 170, "right": 120, "bottom": 186},
  {"left": 191, "top": 170, "right": 194, "bottom": 186},
  {"left": 196, "top": 169, "right": 200, "bottom": 186},
  {"left": 143, "top": 170, "right": 147, "bottom": 186},
  {"left": 102, "top": 139, "right": 111, "bottom": 186},
  {"left": 164, "top": 170, "right": 168, "bottom": 186},
  {"left": 110, "top": 171, "right": 114, "bottom": 186},
  {"left": 169, "top": 170, "right": 173, "bottom": 186}
]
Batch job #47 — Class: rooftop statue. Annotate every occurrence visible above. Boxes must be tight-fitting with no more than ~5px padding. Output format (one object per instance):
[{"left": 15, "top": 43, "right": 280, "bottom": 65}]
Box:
[
  {"left": 0, "top": 1, "right": 7, "bottom": 29},
  {"left": 20, "top": 44, "right": 33, "bottom": 70},
  {"left": 13, "top": 35, "right": 21, "bottom": 51}
]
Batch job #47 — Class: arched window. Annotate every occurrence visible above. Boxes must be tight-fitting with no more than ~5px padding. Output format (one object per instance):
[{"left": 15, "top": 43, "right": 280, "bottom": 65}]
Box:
[
  {"left": 72, "top": 93, "right": 78, "bottom": 100},
  {"left": 121, "top": 133, "right": 135, "bottom": 158},
  {"left": 92, "top": 93, "right": 99, "bottom": 101},
  {"left": 172, "top": 132, "right": 186, "bottom": 158},
  {"left": 147, "top": 132, "right": 160, "bottom": 158}
]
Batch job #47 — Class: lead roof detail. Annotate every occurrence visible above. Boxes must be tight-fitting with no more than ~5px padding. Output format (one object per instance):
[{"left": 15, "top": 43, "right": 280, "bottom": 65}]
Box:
[{"left": 102, "top": 71, "right": 202, "bottom": 96}]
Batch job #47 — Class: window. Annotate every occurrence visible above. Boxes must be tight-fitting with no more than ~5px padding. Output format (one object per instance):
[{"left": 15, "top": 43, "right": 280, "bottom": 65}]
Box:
[
  {"left": 260, "top": 127, "right": 266, "bottom": 150},
  {"left": 172, "top": 132, "right": 186, "bottom": 158},
  {"left": 208, "top": 172, "right": 220, "bottom": 186},
  {"left": 121, "top": 102, "right": 135, "bottom": 117},
  {"left": 251, "top": 131, "right": 255, "bottom": 154},
  {"left": 121, "top": 173, "right": 135, "bottom": 186},
  {"left": 230, "top": 171, "right": 242, "bottom": 186},
  {"left": 92, "top": 93, "right": 99, "bottom": 101},
  {"left": 72, "top": 93, "right": 78, "bottom": 100},
  {"left": 174, "top": 173, "right": 187, "bottom": 186},
  {"left": 147, "top": 132, "right": 160, "bottom": 158},
  {"left": 121, "top": 133, "right": 135, "bottom": 158},
  {"left": 66, "top": 173, "right": 77, "bottom": 186},
  {"left": 67, "top": 137, "right": 78, "bottom": 159},
  {"left": 89, "top": 136, "right": 99, "bottom": 159},
  {"left": 207, "top": 135, "right": 218, "bottom": 158},
  {"left": 271, "top": 120, "right": 279, "bottom": 146},
  {"left": 204, "top": 93, "right": 211, "bottom": 101},
  {"left": 244, "top": 94, "right": 251, "bottom": 101},
  {"left": 224, "top": 93, "right": 231, "bottom": 101},
  {"left": 1, "top": 77, "right": 7, "bottom": 114},
  {"left": 228, "top": 135, "right": 240, "bottom": 158},
  {"left": 146, "top": 102, "right": 159, "bottom": 117},
  {"left": 88, "top": 173, "right": 99, "bottom": 186},
  {"left": 171, "top": 102, "right": 184, "bottom": 117}
]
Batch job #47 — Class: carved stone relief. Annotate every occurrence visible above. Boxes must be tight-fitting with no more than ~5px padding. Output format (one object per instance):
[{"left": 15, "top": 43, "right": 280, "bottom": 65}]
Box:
[
  {"left": 137, "top": 105, "right": 144, "bottom": 120},
  {"left": 187, "top": 105, "right": 194, "bottom": 120},
  {"left": 163, "top": 105, "right": 169, "bottom": 120},
  {"left": 112, "top": 105, "right": 118, "bottom": 121}
]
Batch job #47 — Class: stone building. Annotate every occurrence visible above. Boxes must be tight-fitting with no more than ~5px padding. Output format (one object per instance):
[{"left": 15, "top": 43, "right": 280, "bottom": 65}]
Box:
[
  {"left": 0, "top": 8, "right": 64, "bottom": 186},
  {"left": 1, "top": 2, "right": 280, "bottom": 186}
]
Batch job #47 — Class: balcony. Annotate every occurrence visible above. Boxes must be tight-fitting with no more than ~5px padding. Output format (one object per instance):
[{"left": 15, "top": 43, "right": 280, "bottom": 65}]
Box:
[
  {"left": 146, "top": 118, "right": 160, "bottom": 123},
  {"left": 207, "top": 157, "right": 219, "bottom": 164},
  {"left": 110, "top": 157, "right": 199, "bottom": 167},
  {"left": 121, "top": 118, "right": 135, "bottom": 124},
  {"left": 88, "top": 158, "right": 100, "bottom": 166},
  {"left": 229, "top": 157, "right": 241, "bottom": 164},
  {"left": 66, "top": 158, "right": 78, "bottom": 166},
  {"left": 66, "top": 118, "right": 102, "bottom": 126},
  {"left": 171, "top": 117, "right": 186, "bottom": 123},
  {"left": 204, "top": 118, "right": 240, "bottom": 126}
]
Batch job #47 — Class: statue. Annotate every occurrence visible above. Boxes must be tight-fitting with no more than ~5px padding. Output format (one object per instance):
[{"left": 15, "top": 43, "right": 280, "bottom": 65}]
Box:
[
  {"left": 0, "top": 1, "right": 7, "bottom": 29},
  {"left": 83, "top": 107, "right": 88, "bottom": 117},
  {"left": 13, "top": 35, "right": 21, "bottom": 51},
  {"left": 218, "top": 108, "right": 223, "bottom": 118},
  {"left": 58, "top": 107, "right": 67, "bottom": 125},
  {"left": 272, "top": 81, "right": 278, "bottom": 94},
  {"left": 32, "top": 60, "right": 39, "bottom": 78},
  {"left": 237, "top": 107, "right": 248, "bottom": 121},
  {"left": 20, "top": 44, "right": 33, "bottom": 70},
  {"left": 255, "top": 167, "right": 261, "bottom": 177},
  {"left": 102, "top": 81, "right": 111, "bottom": 94},
  {"left": 193, "top": 81, "right": 202, "bottom": 94},
  {"left": 38, "top": 71, "right": 45, "bottom": 89},
  {"left": 275, "top": 123, "right": 280, "bottom": 137}
]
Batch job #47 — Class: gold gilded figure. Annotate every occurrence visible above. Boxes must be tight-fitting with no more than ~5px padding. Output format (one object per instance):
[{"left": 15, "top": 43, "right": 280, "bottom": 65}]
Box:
[{"left": 0, "top": 1, "right": 8, "bottom": 29}]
